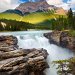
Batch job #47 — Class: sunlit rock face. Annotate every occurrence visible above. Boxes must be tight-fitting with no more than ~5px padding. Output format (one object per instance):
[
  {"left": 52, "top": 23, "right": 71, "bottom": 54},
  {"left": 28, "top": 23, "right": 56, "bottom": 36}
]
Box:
[
  {"left": 16, "top": 0, "right": 66, "bottom": 15},
  {"left": 16, "top": 0, "right": 55, "bottom": 14}
]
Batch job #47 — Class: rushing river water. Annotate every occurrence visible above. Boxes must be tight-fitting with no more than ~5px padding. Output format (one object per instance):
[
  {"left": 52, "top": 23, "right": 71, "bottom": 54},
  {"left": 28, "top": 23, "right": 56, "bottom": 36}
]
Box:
[{"left": 0, "top": 30, "right": 74, "bottom": 75}]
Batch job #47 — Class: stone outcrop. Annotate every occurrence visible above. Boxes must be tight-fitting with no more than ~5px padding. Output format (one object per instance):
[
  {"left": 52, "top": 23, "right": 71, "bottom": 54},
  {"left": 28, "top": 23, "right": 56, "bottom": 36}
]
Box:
[
  {"left": 0, "top": 35, "right": 18, "bottom": 51},
  {"left": 0, "top": 35, "right": 48, "bottom": 75},
  {"left": 60, "top": 31, "right": 75, "bottom": 50},
  {"left": 44, "top": 31, "right": 75, "bottom": 50}
]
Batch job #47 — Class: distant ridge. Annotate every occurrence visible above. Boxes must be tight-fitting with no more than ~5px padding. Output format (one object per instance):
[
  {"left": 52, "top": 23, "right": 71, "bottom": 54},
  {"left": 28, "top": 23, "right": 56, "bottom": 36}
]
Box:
[{"left": 3, "top": 9, "right": 23, "bottom": 16}]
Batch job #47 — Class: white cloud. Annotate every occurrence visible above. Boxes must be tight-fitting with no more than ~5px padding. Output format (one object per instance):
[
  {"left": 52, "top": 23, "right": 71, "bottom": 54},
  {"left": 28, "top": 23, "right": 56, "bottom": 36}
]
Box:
[
  {"left": 46, "top": 0, "right": 70, "bottom": 10},
  {"left": 0, "top": 0, "right": 20, "bottom": 12},
  {"left": 67, "top": 0, "right": 75, "bottom": 9},
  {"left": 56, "top": 3, "right": 70, "bottom": 10},
  {"left": 67, "top": 0, "right": 75, "bottom": 4},
  {"left": 46, "top": 0, "right": 75, "bottom": 10},
  {"left": 46, "top": 0, "right": 63, "bottom": 5}
]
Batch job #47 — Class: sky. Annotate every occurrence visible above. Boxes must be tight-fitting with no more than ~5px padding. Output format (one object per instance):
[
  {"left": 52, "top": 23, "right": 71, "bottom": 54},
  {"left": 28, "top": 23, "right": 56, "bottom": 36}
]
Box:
[{"left": 0, "top": 0, "right": 75, "bottom": 12}]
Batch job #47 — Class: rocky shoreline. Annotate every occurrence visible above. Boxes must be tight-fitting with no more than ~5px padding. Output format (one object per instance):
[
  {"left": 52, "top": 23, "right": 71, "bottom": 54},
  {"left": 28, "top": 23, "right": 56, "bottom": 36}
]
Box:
[
  {"left": 0, "top": 35, "right": 49, "bottom": 75},
  {"left": 44, "top": 31, "right": 75, "bottom": 50}
]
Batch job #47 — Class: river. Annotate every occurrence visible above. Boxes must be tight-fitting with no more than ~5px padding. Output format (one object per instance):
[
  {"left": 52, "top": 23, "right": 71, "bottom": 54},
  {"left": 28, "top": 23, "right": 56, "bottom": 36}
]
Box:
[{"left": 0, "top": 30, "right": 74, "bottom": 75}]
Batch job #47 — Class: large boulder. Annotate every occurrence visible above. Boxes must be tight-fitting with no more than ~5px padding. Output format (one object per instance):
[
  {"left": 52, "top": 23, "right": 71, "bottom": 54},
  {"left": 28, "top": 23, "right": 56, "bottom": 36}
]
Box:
[
  {"left": 0, "top": 35, "right": 18, "bottom": 45},
  {"left": 0, "top": 36, "right": 49, "bottom": 75},
  {"left": 44, "top": 31, "right": 61, "bottom": 45},
  {"left": 44, "top": 31, "right": 75, "bottom": 50},
  {"left": 0, "top": 35, "right": 18, "bottom": 51},
  {"left": 60, "top": 31, "right": 75, "bottom": 50}
]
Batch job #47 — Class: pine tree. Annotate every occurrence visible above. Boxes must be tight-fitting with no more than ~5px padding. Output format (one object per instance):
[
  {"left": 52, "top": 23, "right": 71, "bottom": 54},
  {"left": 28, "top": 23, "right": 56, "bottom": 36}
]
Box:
[{"left": 67, "top": 8, "right": 73, "bottom": 29}]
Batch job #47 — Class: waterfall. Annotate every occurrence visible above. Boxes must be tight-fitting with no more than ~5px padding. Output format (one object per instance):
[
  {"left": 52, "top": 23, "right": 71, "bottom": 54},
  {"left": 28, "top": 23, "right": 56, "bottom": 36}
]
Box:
[
  {"left": 0, "top": 30, "right": 73, "bottom": 75},
  {"left": 16, "top": 32, "right": 74, "bottom": 75}
]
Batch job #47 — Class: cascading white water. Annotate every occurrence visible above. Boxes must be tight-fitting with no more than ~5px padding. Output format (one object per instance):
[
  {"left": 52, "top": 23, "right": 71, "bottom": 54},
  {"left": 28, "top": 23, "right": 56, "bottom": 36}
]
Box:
[
  {"left": 16, "top": 31, "right": 74, "bottom": 75},
  {"left": 0, "top": 31, "right": 74, "bottom": 75}
]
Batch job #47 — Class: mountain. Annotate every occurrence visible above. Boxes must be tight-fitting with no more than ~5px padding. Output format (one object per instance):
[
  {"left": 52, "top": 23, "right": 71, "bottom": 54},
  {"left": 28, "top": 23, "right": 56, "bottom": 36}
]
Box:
[
  {"left": 16, "top": 1, "right": 56, "bottom": 14},
  {"left": 3, "top": 9, "right": 23, "bottom": 15},
  {"left": 0, "top": 0, "right": 67, "bottom": 24},
  {"left": 55, "top": 7, "right": 67, "bottom": 15}
]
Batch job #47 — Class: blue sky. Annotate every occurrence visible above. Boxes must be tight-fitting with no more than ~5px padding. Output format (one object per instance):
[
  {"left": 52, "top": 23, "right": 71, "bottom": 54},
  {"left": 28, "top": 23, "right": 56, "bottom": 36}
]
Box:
[
  {"left": 0, "top": 0, "right": 75, "bottom": 12},
  {"left": 20, "top": 0, "right": 68, "bottom": 2},
  {"left": 63, "top": 0, "right": 67, "bottom": 2},
  {"left": 20, "top": 0, "right": 25, "bottom": 1},
  {"left": 20, "top": 0, "right": 28, "bottom": 2}
]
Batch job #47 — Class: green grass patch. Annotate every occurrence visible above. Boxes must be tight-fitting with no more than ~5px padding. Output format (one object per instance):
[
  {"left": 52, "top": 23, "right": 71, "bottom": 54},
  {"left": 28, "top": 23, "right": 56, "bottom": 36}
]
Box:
[
  {"left": 0, "top": 13, "right": 22, "bottom": 21},
  {"left": 22, "top": 12, "right": 60, "bottom": 24},
  {"left": 0, "top": 12, "right": 63, "bottom": 24}
]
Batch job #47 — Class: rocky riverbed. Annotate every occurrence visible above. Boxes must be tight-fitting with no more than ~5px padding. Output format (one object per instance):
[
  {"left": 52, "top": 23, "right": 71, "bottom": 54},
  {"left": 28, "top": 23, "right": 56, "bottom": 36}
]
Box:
[
  {"left": 44, "top": 31, "right": 75, "bottom": 50},
  {"left": 0, "top": 35, "right": 48, "bottom": 75}
]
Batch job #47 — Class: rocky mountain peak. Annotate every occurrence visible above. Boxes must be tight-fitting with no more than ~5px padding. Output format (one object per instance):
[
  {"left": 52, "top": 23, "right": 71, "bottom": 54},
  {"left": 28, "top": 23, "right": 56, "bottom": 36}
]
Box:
[{"left": 16, "top": 1, "right": 55, "bottom": 14}]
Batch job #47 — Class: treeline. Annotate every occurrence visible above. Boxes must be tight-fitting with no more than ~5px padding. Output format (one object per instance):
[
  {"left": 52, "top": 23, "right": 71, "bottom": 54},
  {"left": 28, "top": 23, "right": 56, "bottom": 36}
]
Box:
[
  {"left": 0, "top": 19, "right": 35, "bottom": 31},
  {"left": 51, "top": 8, "right": 75, "bottom": 30},
  {"left": 35, "top": 20, "right": 51, "bottom": 30},
  {"left": 0, "top": 19, "right": 51, "bottom": 31}
]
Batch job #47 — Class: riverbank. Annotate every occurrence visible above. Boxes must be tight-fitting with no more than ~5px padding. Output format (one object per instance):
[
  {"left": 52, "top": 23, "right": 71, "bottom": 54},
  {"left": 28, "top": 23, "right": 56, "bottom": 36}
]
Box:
[
  {"left": 0, "top": 35, "right": 48, "bottom": 75},
  {"left": 44, "top": 30, "right": 75, "bottom": 50}
]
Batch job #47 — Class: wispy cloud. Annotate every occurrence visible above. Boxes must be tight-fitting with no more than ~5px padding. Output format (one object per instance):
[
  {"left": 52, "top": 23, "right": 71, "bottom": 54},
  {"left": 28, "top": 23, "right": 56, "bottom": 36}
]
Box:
[
  {"left": 67, "top": 0, "right": 75, "bottom": 9},
  {"left": 0, "top": 0, "right": 20, "bottom": 12},
  {"left": 46, "top": 0, "right": 63, "bottom": 5},
  {"left": 46, "top": 0, "right": 75, "bottom": 10}
]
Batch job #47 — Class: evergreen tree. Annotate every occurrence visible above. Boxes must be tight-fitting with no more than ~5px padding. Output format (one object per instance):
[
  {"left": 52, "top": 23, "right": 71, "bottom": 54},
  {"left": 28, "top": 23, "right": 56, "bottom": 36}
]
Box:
[
  {"left": 67, "top": 8, "right": 73, "bottom": 29},
  {"left": 68, "top": 8, "right": 73, "bottom": 19}
]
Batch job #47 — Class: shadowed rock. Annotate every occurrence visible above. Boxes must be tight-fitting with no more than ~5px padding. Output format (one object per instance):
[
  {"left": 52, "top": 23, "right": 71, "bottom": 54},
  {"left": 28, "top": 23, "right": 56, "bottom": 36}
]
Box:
[{"left": 44, "top": 31, "right": 75, "bottom": 50}]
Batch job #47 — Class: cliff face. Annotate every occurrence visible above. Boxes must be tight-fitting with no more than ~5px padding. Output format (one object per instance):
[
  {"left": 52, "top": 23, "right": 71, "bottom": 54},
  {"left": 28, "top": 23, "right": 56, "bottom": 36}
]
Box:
[
  {"left": 44, "top": 31, "right": 75, "bottom": 50},
  {"left": 0, "top": 36, "right": 48, "bottom": 75}
]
